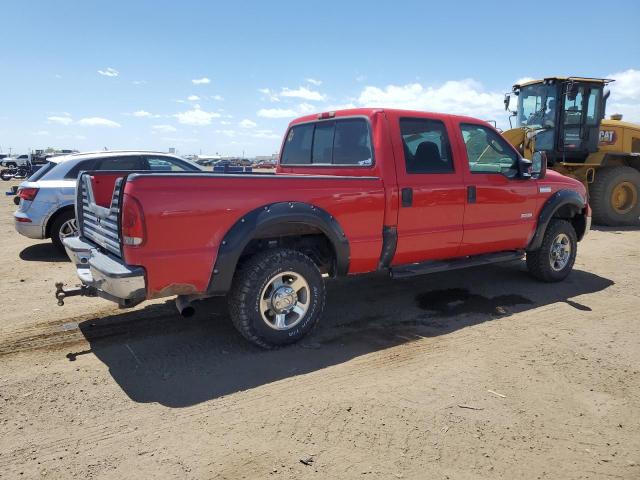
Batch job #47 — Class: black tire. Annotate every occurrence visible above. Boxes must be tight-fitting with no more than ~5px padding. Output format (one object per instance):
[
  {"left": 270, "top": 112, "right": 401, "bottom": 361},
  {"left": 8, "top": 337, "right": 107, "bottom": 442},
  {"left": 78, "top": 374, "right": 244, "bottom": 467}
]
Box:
[
  {"left": 590, "top": 166, "right": 640, "bottom": 226},
  {"left": 1, "top": 169, "right": 14, "bottom": 181},
  {"left": 5, "top": 162, "right": 17, "bottom": 168},
  {"left": 227, "top": 248, "right": 325, "bottom": 349},
  {"left": 526, "top": 219, "right": 577, "bottom": 282},
  {"left": 50, "top": 210, "right": 77, "bottom": 253}
]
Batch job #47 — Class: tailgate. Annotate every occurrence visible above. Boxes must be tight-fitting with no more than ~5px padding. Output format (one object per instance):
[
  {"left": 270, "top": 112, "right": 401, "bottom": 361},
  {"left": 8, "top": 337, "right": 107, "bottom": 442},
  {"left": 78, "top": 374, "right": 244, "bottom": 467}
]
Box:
[{"left": 76, "top": 171, "right": 129, "bottom": 257}]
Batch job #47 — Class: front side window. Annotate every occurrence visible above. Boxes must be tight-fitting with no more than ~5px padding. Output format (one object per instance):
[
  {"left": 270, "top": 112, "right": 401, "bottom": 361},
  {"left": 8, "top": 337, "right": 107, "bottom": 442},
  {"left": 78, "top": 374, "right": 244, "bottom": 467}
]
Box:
[
  {"left": 144, "top": 156, "right": 195, "bottom": 171},
  {"left": 98, "top": 156, "right": 144, "bottom": 170},
  {"left": 460, "top": 124, "right": 518, "bottom": 176},
  {"left": 400, "top": 118, "right": 453, "bottom": 174},
  {"left": 281, "top": 118, "right": 373, "bottom": 166}
]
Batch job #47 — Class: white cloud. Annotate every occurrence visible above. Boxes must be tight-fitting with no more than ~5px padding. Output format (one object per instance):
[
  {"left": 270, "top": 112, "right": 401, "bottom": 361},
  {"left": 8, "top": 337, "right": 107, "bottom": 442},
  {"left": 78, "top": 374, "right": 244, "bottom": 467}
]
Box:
[
  {"left": 152, "top": 124, "right": 177, "bottom": 133},
  {"left": 259, "top": 88, "right": 280, "bottom": 102},
  {"left": 220, "top": 120, "right": 231, "bottom": 125},
  {"left": 33, "top": 130, "right": 50, "bottom": 136},
  {"left": 161, "top": 136, "right": 198, "bottom": 144},
  {"left": 280, "top": 86, "right": 326, "bottom": 101},
  {"left": 54, "top": 74, "right": 62, "bottom": 79},
  {"left": 132, "top": 80, "right": 146, "bottom": 85},
  {"left": 216, "top": 129, "right": 237, "bottom": 137},
  {"left": 192, "top": 77, "right": 211, "bottom": 85},
  {"left": 239, "top": 119, "right": 257, "bottom": 128},
  {"left": 355, "top": 75, "right": 367, "bottom": 83},
  {"left": 357, "top": 79, "right": 504, "bottom": 120},
  {"left": 305, "top": 78, "right": 322, "bottom": 86},
  {"left": 257, "top": 108, "right": 299, "bottom": 119},
  {"left": 174, "top": 105, "right": 220, "bottom": 126},
  {"left": 47, "top": 115, "right": 73, "bottom": 126},
  {"left": 78, "top": 117, "right": 121, "bottom": 128},
  {"left": 212, "top": 94, "right": 224, "bottom": 101},
  {"left": 132, "top": 110, "right": 152, "bottom": 117},
  {"left": 187, "top": 95, "right": 200, "bottom": 101},
  {"left": 257, "top": 103, "right": 317, "bottom": 119},
  {"left": 251, "top": 129, "right": 280, "bottom": 139},
  {"left": 607, "top": 69, "right": 640, "bottom": 122},
  {"left": 98, "top": 67, "right": 119, "bottom": 77},
  {"left": 514, "top": 77, "right": 535, "bottom": 85}
]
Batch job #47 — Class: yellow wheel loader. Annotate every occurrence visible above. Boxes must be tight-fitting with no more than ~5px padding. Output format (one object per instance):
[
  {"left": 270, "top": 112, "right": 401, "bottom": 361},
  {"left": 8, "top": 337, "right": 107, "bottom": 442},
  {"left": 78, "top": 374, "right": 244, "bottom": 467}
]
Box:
[{"left": 503, "top": 77, "right": 640, "bottom": 226}]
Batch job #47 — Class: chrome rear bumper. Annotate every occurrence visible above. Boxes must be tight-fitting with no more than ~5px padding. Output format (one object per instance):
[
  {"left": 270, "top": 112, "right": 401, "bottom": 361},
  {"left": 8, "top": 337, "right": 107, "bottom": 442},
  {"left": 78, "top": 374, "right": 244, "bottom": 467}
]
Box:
[{"left": 62, "top": 236, "right": 146, "bottom": 307}]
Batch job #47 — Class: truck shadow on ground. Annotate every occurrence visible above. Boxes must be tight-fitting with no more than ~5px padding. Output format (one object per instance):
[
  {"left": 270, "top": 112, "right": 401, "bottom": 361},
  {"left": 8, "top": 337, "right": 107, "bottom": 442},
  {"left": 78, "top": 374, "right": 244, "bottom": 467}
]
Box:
[
  {"left": 19, "top": 243, "right": 69, "bottom": 262},
  {"left": 69, "top": 261, "right": 613, "bottom": 408}
]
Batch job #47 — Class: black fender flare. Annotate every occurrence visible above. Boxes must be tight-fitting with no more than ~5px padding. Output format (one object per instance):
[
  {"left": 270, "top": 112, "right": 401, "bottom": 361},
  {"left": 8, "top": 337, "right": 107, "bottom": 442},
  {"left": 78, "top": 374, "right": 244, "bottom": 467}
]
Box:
[
  {"left": 207, "top": 202, "right": 350, "bottom": 295},
  {"left": 527, "top": 189, "right": 586, "bottom": 251}
]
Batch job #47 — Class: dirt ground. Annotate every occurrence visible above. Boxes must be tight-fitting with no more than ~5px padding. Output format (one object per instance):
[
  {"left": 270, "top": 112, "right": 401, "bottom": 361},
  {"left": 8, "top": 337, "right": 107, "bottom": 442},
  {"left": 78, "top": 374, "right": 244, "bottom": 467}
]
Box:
[{"left": 1, "top": 179, "right": 639, "bottom": 479}]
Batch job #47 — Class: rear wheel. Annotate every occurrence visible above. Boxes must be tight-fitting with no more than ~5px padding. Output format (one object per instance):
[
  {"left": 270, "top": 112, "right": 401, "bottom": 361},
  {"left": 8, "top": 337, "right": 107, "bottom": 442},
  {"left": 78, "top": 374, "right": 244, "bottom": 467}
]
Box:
[
  {"left": 526, "top": 219, "right": 577, "bottom": 282},
  {"left": 228, "top": 248, "right": 325, "bottom": 349},
  {"left": 590, "top": 166, "right": 640, "bottom": 226},
  {"left": 50, "top": 210, "right": 77, "bottom": 253}
]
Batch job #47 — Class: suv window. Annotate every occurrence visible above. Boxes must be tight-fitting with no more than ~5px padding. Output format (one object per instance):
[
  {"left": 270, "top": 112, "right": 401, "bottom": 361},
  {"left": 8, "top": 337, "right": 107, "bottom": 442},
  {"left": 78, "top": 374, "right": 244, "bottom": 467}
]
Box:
[
  {"left": 98, "top": 155, "right": 145, "bottom": 170},
  {"left": 460, "top": 124, "right": 518, "bottom": 176},
  {"left": 281, "top": 118, "right": 373, "bottom": 166},
  {"left": 64, "top": 159, "right": 99, "bottom": 179},
  {"left": 143, "top": 156, "right": 194, "bottom": 171},
  {"left": 400, "top": 118, "right": 454, "bottom": 173}
]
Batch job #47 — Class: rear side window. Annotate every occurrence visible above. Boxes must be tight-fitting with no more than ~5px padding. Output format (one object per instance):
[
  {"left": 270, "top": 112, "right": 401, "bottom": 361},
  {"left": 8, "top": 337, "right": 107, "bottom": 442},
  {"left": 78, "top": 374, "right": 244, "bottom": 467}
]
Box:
[
  {"left": 281, "top": 118, "right": 373, "bottom": 166},
  {"left": 64, "top": 159, "right": 99, "bottom": 179},
  {"left": 28, "top": 161, "right": 56, "bottom": 181},
  {"left": 400, "top": 118, "right": 454, "bottom": 173}
]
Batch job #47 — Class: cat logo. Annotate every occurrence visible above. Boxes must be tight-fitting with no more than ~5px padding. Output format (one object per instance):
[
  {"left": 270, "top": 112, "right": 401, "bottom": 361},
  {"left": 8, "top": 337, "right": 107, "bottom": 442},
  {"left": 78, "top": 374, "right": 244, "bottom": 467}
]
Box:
[{"left": 598, "top": 130, "right": 617, "bottom": 145}]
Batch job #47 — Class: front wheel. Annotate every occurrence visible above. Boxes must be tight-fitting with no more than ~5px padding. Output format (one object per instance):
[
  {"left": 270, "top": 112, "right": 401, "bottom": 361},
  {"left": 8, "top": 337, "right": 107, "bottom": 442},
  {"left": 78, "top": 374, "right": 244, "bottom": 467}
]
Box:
[
  {"left": 526, "top": 219, "right": 577, "bottom": 282},
  {"left": 0, "top": 169, "right": 14, "bottom": 181},
  {"left": 228, "top": 248, "right": 326, "bottom": 349}
]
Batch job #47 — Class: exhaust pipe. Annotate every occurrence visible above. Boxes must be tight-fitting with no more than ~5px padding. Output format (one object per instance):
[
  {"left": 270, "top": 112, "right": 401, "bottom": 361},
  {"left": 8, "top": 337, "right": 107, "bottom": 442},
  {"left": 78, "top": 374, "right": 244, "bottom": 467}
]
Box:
[{"left": 175, "top": 295, "right": 196, "bottom": 317}]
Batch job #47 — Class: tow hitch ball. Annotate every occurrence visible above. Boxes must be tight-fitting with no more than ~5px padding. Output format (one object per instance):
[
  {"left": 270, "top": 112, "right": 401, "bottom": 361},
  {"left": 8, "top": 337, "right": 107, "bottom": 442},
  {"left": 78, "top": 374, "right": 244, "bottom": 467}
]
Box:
[{"left": 55, "top": 282, "right": 97, "bottom": 306}]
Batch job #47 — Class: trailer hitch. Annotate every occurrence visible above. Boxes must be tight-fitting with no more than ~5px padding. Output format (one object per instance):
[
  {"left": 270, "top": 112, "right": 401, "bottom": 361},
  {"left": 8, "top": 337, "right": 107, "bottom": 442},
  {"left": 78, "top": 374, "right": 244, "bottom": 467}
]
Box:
[{"left": 55, "top": 282, "right": 97, "bottom": 306}]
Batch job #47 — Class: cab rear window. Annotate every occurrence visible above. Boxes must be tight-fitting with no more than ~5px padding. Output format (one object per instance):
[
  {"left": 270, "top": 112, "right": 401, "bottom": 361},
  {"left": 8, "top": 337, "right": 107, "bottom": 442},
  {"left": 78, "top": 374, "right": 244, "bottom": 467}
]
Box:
[{"left": 281, "top": 118, "right": 373, "bottom": 166}]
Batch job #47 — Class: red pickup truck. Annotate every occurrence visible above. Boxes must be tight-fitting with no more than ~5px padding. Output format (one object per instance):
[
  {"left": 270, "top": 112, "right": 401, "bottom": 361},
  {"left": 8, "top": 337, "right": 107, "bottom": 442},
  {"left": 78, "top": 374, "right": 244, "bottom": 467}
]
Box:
[{"left": 58, "top": 108, "right": 591, "bottom": 348}]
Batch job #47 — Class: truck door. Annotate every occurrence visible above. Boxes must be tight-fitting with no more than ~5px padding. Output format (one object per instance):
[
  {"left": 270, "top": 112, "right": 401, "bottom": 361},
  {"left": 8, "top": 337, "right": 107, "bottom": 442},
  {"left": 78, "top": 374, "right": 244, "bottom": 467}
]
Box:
[
  {"left": 390, "top": 116, "right": 466, "bottom": 265},
  {"left": 455, "top": 122, "right": 538, "bottom": 256}
]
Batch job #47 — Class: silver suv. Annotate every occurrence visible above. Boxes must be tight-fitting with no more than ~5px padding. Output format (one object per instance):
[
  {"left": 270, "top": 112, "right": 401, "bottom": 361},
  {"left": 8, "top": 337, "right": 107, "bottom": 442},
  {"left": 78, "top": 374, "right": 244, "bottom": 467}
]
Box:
[{"left": 14, "top": 151, "right": 202, "bottom": 251}]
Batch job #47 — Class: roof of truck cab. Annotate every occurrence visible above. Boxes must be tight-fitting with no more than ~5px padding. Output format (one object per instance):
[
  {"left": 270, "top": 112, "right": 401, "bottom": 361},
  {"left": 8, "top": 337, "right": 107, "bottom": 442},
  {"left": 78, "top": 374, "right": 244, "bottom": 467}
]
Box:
[{"left": 289, "top": 108, "right": 492, "bottom": 126}]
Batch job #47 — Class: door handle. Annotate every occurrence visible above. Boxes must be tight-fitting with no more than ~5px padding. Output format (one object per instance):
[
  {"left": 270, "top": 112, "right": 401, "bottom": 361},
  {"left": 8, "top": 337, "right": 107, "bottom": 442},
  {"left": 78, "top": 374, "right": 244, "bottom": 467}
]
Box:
[
  {"left": 401, "top": 187, "right": 413, "bottom": 207},
  {"left": 467, "top": 185, "right": 477, "bottom": 204}
]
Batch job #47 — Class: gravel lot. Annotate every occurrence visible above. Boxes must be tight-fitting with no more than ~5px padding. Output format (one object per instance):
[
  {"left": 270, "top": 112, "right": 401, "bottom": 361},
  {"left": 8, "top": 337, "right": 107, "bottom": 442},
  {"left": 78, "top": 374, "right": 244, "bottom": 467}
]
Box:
[{"left": 1, "top": 179, "right": 639, "bottom": 479}]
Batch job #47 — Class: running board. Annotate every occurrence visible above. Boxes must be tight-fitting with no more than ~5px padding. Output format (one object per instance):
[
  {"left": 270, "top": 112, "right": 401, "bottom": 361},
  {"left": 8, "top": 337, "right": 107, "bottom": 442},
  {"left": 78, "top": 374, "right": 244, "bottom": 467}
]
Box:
[{"left": 390, "top": 250, "right": 524, "bottom": 279}]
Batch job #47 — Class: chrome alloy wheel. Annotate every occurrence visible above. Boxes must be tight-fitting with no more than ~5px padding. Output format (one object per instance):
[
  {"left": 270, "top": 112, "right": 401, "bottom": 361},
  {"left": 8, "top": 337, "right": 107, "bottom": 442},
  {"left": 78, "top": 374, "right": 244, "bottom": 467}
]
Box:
[
  {"left": 59, "top": 218, "right": 78, "bottom": 239},
  {"left": 549, "top": 233, "right": 571, "bottom": 271},
  {"left": 259, "top": 271, "right": 310, "bottom": 330}
]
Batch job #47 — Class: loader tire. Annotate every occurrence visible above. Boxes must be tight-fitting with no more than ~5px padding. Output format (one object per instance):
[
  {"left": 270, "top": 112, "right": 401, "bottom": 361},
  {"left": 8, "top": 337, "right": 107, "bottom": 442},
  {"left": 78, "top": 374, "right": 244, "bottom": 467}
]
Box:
[{"left": 590, "top": 166, "right": 640, "bottom": 226}]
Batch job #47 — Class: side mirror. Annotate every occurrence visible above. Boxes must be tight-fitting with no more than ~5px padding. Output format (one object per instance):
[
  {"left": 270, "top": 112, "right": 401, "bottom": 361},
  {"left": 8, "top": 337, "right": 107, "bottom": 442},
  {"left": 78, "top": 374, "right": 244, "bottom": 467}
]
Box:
[
  {"left": 531, "top": 151, "right": 547, "bottom": 179},
  {"left": 518, "top": 157, "right": 532, "bottom": 179},
  {"left": 504, "top": 93, "right": 511, "bottom": 111}
]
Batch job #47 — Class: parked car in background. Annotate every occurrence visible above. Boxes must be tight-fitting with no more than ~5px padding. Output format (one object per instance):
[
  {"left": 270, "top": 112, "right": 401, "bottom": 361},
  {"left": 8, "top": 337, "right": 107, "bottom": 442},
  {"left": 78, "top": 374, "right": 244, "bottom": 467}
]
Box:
[
  {"left": 14, "top": 151, "right": 202, "bottom": 251},
  {"left": 2, "top": 154, "right": 31, "bottom": 167}
]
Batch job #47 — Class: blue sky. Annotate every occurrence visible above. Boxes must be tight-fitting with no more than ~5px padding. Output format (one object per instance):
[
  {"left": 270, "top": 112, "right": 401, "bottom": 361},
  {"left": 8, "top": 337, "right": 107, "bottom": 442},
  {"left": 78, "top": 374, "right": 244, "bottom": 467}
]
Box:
[{"left": 1, "top": 0, "right": 639, "bottom": 156}]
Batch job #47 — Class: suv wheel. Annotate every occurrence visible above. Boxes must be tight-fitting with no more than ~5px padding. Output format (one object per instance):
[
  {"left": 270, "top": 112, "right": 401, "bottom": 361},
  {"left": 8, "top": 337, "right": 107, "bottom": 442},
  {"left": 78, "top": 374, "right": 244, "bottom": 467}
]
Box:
[
  {"left": 228, "top": 248, "right": 325, "bottom": 349},
  {"left": 51, "top": 210, "right": 77, "bottom": 253},
  {"left": 526, "top": 219, "right": 577, "bottom": 282}
]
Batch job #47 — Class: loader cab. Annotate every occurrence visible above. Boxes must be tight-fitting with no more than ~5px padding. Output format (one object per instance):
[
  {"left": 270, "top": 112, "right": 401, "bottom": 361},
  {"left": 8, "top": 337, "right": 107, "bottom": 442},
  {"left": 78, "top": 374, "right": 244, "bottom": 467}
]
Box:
[{"left": 510, "top": 77, "right": 611, "bottom": 165}]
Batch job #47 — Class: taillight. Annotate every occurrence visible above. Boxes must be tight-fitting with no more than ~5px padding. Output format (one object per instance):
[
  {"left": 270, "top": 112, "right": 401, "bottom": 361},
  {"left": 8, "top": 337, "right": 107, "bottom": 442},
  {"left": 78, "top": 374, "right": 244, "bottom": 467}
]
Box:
[
  {"left": 18, "top": 187, "right": 39, "bottom": 202},
  {"left": 121, "top": 193, "right": 145, "bottom": 246}
]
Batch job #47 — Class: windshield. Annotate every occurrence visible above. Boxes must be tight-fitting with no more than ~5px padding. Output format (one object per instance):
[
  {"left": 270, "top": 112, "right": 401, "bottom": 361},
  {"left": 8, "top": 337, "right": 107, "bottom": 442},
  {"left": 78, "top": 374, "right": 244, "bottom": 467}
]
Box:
[{"left": 517, "top": 84, "right": 557, "bottom": 128}]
